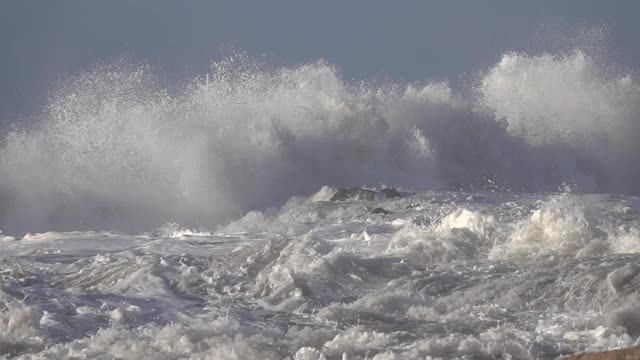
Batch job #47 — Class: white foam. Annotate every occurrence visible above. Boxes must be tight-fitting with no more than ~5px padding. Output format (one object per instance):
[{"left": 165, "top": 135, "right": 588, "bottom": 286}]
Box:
[
  {"left": 157, "top": 223, "right": 212, "bottom": 239},
  {"left": 22, "top": 232, "right": 66, "bottom": 243},
  {"left": 1, "top": 190, "right": 640, "bottom": 358},
  {"left": 490, "top": 193, "right": 607, "bottom": 259}
]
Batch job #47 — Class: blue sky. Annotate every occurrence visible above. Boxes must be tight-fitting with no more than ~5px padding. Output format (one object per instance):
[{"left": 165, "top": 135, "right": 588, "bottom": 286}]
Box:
[{"left": 2, "top": 1, "right": 639, "bottom": 118}]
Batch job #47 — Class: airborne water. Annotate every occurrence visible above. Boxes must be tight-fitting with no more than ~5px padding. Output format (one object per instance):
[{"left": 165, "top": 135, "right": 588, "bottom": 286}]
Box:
[
  {"left": 1, "top": 49, "right": 640, "bottom": 359},
  {"left": 2, "top": 50, "right": 640, "bottom": 234}
]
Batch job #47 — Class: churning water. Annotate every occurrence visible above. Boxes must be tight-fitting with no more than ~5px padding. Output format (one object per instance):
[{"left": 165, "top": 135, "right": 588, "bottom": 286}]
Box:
[{"left": 1, "top": 48, "right": 640, "bottom": 359}]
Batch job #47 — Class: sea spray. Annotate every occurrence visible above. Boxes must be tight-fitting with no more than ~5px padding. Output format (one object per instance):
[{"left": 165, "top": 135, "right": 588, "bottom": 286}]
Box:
[{"left": 1, "top": 51, "right": 639, "bottom": 233}]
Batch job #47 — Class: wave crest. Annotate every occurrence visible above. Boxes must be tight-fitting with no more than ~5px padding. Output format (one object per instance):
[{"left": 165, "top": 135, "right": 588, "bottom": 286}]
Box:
[{"left": 1, "top": 51, "right": 639, "bottom": 233}]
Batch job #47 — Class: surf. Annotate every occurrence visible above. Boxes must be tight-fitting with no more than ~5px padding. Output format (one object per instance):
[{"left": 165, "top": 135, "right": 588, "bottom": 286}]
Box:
[{"left": 0, "top": 49, "right": 638, "bottom": 234}]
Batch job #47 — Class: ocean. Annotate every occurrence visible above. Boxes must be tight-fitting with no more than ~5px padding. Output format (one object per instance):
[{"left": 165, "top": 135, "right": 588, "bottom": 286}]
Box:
[{"left": 1, "top": 49, "right": 640, "bottom": 359}]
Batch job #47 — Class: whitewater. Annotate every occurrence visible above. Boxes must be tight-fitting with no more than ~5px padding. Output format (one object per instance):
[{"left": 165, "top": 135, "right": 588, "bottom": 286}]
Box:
[{"left": 1, "top": 49, "right": 640, "bottom": 359}]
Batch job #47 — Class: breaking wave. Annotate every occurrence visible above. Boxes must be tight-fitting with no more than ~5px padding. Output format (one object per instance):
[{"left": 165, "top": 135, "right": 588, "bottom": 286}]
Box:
[{"left": 1, "top": 50, "right": 639, "bottom": 233}]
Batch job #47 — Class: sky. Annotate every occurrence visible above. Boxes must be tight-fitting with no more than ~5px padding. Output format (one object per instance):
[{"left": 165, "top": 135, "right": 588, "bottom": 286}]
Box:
[{"left": 2, "top": 1, "right": 640, "bottom": 119}]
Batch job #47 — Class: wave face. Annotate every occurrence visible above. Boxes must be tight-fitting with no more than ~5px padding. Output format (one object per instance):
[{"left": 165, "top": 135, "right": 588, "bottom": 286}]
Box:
[{"left": 1, "top": 50, "right": 639, "bottom": 233}]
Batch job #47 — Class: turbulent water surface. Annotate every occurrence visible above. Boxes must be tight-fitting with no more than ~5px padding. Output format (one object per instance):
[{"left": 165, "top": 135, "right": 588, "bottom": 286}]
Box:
[
  {"left": 3, "top": 189, "right": 640, "bottom": 359},
  {"left": 2, "top": 49, "right": 640, "bottom": 359}
]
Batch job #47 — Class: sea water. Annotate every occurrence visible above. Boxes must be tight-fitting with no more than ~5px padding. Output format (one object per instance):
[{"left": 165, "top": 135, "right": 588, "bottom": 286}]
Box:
[{"left": 1, "top": 49, "right": 640, "bottom": 359}]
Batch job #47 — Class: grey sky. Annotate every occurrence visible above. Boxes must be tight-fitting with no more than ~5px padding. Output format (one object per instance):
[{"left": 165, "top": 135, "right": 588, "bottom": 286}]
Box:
[{"left": 2, "top": 1, "right": 639, "bottom": 119}]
